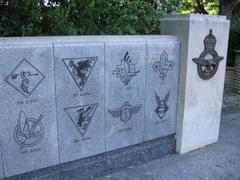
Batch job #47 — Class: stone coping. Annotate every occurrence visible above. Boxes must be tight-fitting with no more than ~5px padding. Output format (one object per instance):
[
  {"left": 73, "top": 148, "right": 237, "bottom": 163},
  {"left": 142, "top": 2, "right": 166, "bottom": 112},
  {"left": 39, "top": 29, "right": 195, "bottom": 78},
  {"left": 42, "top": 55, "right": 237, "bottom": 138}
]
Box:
[{"left": 0, "top": 35, "right": 178, "bottom": 45}]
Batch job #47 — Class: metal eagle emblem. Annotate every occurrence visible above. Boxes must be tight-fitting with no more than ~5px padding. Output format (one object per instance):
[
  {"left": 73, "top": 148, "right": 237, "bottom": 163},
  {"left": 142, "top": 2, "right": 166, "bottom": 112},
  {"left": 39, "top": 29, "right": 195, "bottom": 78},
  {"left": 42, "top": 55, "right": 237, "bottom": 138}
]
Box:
[
  {"left": 108, "top": 101, "right": 142, "bottom": 123},
  {"left": 192, "top": 29, "right": 224, "bottom": 80},
  {"left": 155, "top": 91, "right": 170, "bottom": 119}
]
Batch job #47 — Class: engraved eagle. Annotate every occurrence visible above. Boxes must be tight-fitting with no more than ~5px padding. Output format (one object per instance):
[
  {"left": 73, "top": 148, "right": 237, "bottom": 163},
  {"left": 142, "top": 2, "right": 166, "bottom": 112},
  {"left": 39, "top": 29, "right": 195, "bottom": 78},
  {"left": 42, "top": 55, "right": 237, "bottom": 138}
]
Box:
[
  {"left": 76, "top": 106, "right": 94, "bottom": 128},
  {"left": 68, "top": 60, "right": 92, "bottom": 87},
  {"left": 155, "top": 91, "right": 169, "bottom": 119}
]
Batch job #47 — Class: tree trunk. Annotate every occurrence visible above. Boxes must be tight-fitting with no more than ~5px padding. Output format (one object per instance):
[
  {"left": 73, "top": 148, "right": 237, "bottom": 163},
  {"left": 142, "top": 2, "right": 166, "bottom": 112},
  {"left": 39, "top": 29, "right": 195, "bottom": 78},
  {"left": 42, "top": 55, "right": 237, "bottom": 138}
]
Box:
[
  {"left": 219, "top": 0, "right": 238, "bottom": 20},
  {"left": 194, "top": 0, "right": 209, "bottom": 14}
]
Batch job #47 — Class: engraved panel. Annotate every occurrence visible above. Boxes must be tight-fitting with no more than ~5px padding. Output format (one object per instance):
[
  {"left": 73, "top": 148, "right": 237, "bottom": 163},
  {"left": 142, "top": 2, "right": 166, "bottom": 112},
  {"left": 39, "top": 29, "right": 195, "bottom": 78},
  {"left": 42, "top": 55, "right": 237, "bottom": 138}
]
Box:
[
  {"left": 0, "top": 44, "right": 58, "bottom": 177},
  {"left": 144, "top": 40, "right": 180, "bottom": 141},
  {"left": 105, "top": 41, "right": 145, "bottom": 151},
  {"left": 54, "top": 42, "right": 105, "bottom": 163}
]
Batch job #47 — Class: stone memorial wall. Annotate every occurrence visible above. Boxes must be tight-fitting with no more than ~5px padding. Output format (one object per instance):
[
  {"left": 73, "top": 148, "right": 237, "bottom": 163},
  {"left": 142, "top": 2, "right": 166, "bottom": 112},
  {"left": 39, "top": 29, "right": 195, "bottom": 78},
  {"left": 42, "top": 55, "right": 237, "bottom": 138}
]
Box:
[{"left": 0, "top": 36, "right": 180, "bottom": 178}]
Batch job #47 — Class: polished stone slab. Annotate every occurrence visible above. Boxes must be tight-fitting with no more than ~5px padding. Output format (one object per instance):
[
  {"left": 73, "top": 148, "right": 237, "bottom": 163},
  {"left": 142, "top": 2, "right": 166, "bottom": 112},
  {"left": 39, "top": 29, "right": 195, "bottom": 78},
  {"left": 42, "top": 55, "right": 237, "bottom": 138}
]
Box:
[
  {"left": 0, "top": 44, "right": 59, "bottom": 177},
  {"left": 144, "top": 40, "right": 180, "bottom": 141},
  {"left": 105, "top": 41, "right": 146, "bottom": 151},
  {"left": 54, "top": 42, "right": 105, "bottom": 163}
]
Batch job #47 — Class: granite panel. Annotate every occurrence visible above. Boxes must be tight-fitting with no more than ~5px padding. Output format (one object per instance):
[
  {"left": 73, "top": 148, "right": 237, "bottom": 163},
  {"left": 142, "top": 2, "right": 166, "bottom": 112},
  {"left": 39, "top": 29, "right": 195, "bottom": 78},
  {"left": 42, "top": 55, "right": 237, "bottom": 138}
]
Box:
[
  {"left": 0, "top": 44, "right": 59, "bottom": 177},
  {"left": 105, "top": 41, "right": 146, "bottom": 151},
  {"left": 144, "top": 40, "right": 180, "bottom": 141},
  {"left": 54, "top": 42, "right": 105, "bottom": 163}
]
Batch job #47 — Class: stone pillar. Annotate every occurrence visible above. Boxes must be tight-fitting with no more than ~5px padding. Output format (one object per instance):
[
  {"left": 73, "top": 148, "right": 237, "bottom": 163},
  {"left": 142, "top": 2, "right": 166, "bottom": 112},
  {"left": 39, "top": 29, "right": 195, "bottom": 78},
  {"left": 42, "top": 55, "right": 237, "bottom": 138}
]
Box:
[{"left": 160, "top": 14, "right": 230, "bottom": 154}]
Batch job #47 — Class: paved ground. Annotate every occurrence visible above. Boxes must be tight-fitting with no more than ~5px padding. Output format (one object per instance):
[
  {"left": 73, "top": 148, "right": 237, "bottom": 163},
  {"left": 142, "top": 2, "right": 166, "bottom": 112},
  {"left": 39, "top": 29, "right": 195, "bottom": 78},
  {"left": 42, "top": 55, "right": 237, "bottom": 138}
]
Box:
[
  {"left": 222, "top": 91, "right": 240, "bottom": 111},
  {"left": 97, "top": 110, "right": 240, "bottom": 180}
]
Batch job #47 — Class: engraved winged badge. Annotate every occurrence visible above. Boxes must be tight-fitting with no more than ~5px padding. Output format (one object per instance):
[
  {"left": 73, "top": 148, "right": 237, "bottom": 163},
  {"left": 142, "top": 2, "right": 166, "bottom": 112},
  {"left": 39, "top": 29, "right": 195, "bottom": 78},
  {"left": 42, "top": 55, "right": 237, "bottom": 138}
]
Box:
[
  {"left": 108, "top": 101, "right": 142, "bottom": 123},
  {"left": 155, "top": 91, "right": 170, "bottom": 119}
]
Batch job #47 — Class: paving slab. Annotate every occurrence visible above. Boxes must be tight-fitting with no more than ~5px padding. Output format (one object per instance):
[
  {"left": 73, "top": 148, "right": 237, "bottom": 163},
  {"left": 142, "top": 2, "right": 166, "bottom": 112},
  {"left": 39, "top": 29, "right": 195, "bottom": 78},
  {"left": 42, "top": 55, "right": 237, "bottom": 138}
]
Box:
[
  {"left": 54, "top": 42, "right": 105, "bottom": 163},
  {"left": 97, "top": 111, "right": 240, "bottom": 180},
  {"left": 105, "top": 41, "right": 146, "bottom": 151},
  {"left": 144, "top": 40, "right": 180, "bottom": 141},
  {"left": 0, "top": 44, "right": 59, "bottom": 177}
]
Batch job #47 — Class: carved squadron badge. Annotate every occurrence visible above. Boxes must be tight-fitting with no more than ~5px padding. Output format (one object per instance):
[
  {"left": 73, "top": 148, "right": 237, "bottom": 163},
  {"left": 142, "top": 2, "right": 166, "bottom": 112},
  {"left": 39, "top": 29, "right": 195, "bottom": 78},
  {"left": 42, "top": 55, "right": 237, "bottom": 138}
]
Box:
[
  {"left": 155, "top": 91, "right": 170, "bottom": 119},
  {"left": 108, "top": 101, "right": 142, "bottom": 123},
  {"left": 62, "top": 57, "right": 97, "bottom": 91},
  {"left": 192, "top": 29, "right": 224, "bottom": 80},
  {"left": 113, "top": 52, "right": 139, "bottom": 86},
  {"left": 64, "top": 103, "right": 98, "bottom": 137},
  {"left": 152, "top": 51, "right": 174, "bottom": 81},
  {"left": 14, "top": 110, "right": 44, "bottom": 149},
  {"left": 5, "top": 59, "right": 45, "bottom": 98}
]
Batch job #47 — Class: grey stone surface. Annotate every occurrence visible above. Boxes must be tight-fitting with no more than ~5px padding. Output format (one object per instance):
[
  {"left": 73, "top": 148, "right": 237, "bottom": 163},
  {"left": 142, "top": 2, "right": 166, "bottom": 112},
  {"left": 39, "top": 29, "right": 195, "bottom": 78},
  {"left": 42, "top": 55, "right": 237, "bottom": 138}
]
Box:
[
  {"left": 161, "top": 14, "right": 230, "bottom": 154},
  {"left": 105, "top": 41, "right": 146, "bottom": 151},
  {"left": 5, "top": 135, "right": 175, "bottom": 180},
  {"left": 0, "top": 143, "right": 4, "bottom": 178},
  {"left": 222, "top": 91, "right": 240, "bottom": 111},
  {"left": 0, "top": 35, "right": 178, "bottom": 45},
  {"left": 54, "top": 42, "right": 105, "bottom": 163},
  {"left": 0, "top": 44, "right": 59, "bottom": 177},
  {"left": 97, "top": 111, "right": 240, "bottom": 180},
  {"left": 144, "top": 40, "right": 180, "bottom": 141}
]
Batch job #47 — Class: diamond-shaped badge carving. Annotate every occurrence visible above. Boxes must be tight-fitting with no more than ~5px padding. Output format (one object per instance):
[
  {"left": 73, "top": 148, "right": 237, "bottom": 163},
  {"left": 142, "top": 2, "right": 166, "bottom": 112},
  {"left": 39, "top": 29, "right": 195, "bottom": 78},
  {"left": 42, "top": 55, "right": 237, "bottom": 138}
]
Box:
[{"left": 5, "top": 59, "right": 45, "bottom": 98}]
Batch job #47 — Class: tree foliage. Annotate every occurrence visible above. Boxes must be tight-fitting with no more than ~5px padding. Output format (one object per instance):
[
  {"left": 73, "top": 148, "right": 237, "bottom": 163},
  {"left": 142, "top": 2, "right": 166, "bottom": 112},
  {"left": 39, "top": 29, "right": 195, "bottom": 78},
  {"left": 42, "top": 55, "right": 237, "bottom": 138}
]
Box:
[
  {"left": 180, "top": 0, "right": 240, "bottom": 20},
  {"left": 1, "top": 0, "right": 180, "bottom": 36},
  {"left": 228, "top": 19, "right": 240, "bottom": 66}
]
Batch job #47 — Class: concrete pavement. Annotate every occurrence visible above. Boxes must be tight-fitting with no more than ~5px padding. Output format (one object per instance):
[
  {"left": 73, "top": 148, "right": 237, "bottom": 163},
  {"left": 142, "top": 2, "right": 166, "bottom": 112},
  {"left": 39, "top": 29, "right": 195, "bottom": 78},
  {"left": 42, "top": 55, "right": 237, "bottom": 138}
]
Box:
[{"left": 97, "top": 110, "right": 240, "bottom": 180}]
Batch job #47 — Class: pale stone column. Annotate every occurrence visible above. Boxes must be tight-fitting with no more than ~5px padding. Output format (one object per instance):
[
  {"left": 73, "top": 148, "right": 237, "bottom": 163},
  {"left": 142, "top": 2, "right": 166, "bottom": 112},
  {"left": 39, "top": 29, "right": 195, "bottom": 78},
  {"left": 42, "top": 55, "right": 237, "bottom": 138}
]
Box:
[{"left": 160, "top": 14, "right": 230, "bottom": 154}]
